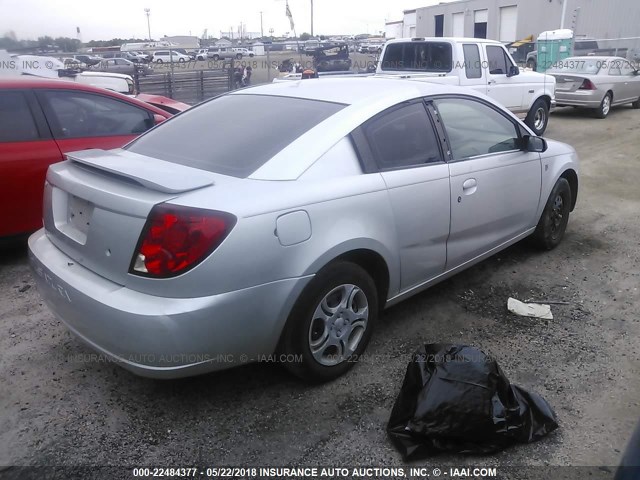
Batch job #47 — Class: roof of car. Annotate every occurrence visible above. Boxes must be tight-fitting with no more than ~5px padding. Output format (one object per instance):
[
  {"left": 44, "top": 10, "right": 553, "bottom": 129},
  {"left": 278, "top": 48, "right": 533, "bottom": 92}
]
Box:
[
  {"left": 0, "top": 76, "right": 171, "bottom": 116},
  {"left": 386, "top": 36, "right": 503, "bottom": 45},
  {"left": 234, "top": 76, "right": 483, "bottom": 106}
]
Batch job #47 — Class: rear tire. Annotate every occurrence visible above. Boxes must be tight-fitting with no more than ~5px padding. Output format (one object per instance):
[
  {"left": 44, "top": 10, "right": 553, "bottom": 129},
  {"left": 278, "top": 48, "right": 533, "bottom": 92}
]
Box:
[
  {"left": 278, "top": 261, "right": 378, "bottom": 383},
  {"left": 532, "top": 178, "right": 572, "bottom": 250},
  {"left": 213, "top": 54, "right": 220, "bottom": 61},
  {"left": 632, "top": 97, "right": 640, "bottom": 109},
  {"left": 595, "top": 92, "right": 612, "bottom": 119},
  {"left": 526, "top": 59, "right": 536, "bottom": 70},
  {"left": 525, "top": 98, "right": 549, "bottom": 136},
  {"left": 156, "top": 59, "right": 163, "bottom": 64},
  {"left": 236, "top": 53, "right": 242, "bottom": 60}
]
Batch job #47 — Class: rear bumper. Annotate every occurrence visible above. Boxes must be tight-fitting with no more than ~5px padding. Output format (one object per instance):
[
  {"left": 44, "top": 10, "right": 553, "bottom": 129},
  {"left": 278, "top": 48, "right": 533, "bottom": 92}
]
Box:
[
  {"left": 28, "top": 229, "right": 312, "bottom": 379},
  {"left": 554, "top": 90, "right": 602, "bottom": 108}
]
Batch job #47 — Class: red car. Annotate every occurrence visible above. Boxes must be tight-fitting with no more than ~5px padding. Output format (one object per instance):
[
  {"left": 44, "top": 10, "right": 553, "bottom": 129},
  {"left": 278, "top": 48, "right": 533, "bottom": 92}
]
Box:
[{"left": 0, "top": 78, "right": 172, "bottom": 238}]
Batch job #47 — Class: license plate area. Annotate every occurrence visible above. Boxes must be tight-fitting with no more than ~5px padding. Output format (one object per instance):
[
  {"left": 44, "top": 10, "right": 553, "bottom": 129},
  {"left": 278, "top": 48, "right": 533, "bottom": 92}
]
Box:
[
  {"left": 68, "top": 195, "right": 93, "bottom": 236},
  {"left": 52, "top": 189, "right": 94, "bottom": 245}
]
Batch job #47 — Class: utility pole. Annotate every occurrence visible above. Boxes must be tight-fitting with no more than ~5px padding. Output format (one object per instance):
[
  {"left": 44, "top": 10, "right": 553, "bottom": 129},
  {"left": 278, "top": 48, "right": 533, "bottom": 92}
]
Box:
[
  {"left": 560, "top": 0, "right": 568, "bottom": 29},
  {"left": 310, "top": 0, "right": 314, "bottom": 37},
  {"left": 144, "top": 8, "right": 151, "bottom": 40},
  {"left": 260, "top": 11, "right": 264, "bottom": 38}
]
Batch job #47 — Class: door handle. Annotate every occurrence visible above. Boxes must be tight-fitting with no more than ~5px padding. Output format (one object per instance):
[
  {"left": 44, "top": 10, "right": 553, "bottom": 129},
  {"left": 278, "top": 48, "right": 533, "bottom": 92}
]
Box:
[
  {"left": 488, "top": 80, "right": 497, "bottom": 85},
  {"left": 463, "top": 178, "right": 477, "bottom": 189},
  {"left": 462, "top": 178, "right": 477, "bottom": 195}
]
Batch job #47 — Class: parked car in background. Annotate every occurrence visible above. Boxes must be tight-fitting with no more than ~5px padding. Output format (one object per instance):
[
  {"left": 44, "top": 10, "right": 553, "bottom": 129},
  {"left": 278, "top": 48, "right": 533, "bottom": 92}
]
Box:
[
  {"left": 100, "top": 51, "right": 147, "bottom": 64},
  {"left": 310, "top": 44, "right": 352, "bottom": 72},
  {"left": 0, "top": 77, "right": 172, "bottom": 238},
  {"left": 93, "top": 58, "right": 152, "bottom": 76},
  {"left": 208, "top": 47, "right": 242, "bottom": 60},
  {"left": 190, "top": 49, "right": 209, "bottom": 61},
  {"left": 377, "top": 37, "right": 557, "bottom": 135},
  {"left": 152, "top": 50, "right": 191, "bottom": 63},
  {"left": 73, "top": 54, "right": 102, "bottom": 66},
  {"left": 232, "top": 48, "right": 255, "bottom": 58},
  {"left": 547, "top": 56, "right": 640, "bottom": 118},
  {"left": 29, "top": 78, "right": 578, "bottom": 382},
  {"left": 507, "top": 36, "right": 535, "bottom": 64}
]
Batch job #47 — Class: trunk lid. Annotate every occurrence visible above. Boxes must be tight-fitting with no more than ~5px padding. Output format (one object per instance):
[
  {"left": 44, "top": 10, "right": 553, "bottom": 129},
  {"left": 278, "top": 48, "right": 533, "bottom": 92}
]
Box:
[
  {"left": 550, "top": 74, "right": 588, "bottom": 92},
  {"left": 43, "top": 149, "right": 217, "bottom": 287}
]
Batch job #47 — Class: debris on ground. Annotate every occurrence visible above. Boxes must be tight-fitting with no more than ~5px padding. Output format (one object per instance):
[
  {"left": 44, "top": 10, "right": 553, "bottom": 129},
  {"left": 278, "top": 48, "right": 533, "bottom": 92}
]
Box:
[
  {"left": 507, "top": 297, "right": 553, "bottom": 319},
  {"left": 387, "top": 344, "right": 558, "bottom": 459}
]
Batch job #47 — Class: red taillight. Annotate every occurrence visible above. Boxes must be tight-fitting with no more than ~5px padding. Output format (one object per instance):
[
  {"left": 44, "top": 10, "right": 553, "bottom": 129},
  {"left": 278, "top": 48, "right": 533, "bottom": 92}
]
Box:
[
  {"left": 130, "top": 205, "right": 236, "bottom": 278},
  {"left": 578, "top": 79, "right": 596, "bottom": 90}
]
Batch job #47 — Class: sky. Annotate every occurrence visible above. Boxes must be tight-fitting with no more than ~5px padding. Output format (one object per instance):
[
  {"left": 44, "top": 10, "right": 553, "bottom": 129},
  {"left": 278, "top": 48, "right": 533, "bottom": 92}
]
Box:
[{"left": 0, "top": 0, "right": 441, "bottom": 41}]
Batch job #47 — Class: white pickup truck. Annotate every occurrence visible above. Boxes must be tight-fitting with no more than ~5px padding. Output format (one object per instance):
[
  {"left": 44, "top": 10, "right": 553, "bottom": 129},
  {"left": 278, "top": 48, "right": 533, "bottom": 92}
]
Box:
[{"left": 376, "top": 37, "right": 556, "bottom": 135}]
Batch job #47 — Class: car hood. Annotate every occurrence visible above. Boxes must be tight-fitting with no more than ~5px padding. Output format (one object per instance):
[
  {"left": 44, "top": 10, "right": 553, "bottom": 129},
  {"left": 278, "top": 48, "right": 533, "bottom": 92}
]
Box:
[{"left": 515, "top": 70, "right": 556, "bottom": 85}]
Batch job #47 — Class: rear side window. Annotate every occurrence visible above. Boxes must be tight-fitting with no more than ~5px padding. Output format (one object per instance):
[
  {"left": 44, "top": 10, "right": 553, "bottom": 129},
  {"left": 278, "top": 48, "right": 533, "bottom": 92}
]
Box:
[
  {"left": 381, "top": 42, "right": 452, "bottom": 72},
  {"left": 463, "top": 44, "right": 482, "bottom": 79},
  {"left": 127, "top": 94, "right": 345, "bottom": 178},
  {"left": 0, "top": 91, "right": 39, "bottom": 142},
  {"left": 39, "top": 90, "right": 153, "bottom": 139},
  {"left": 363, "top": 102, "right": 442, "bottom": 169}
]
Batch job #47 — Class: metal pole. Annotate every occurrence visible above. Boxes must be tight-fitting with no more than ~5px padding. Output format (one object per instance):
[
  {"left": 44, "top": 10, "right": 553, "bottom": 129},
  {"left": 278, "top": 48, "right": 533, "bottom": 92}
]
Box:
[
  {"left": 266, "top": 43, "right": 271, "bottom": 82},
  {"left": 260, "top": 12, "right": 264, "bottom": 38},
  {"left": 310, "top": 0, "right": 314, "bottom": 37},
  {"left": 145, "top": 8, "right": 151, "bottom": 40},
  {"left": 560, "top": 0, "right": 568, "bottom": 29}
]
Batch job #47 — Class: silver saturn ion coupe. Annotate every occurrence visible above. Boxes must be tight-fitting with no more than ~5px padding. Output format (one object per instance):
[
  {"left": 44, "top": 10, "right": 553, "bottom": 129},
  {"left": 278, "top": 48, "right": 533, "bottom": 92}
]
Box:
[{"left": 29, "top": 77, "right": 580, "bottom": 382}]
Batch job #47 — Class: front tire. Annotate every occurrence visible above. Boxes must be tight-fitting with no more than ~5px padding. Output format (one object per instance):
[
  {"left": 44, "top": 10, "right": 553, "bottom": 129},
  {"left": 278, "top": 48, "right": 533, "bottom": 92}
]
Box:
[
  {"left": 595, "top": 92, "right": 612, "bottom": 119},
  {"left": 632, "top": 97, "right": 640, "bottom": 109},
  {"left": 278, "top": 261, "right": 378, "bottom": 383},
  {"left": 525, "top": 98, "right": 549, "bottom": 135},
  {"left": 532, "top": 178, "right": 572, "bottom": 250},
  {"left": 156, "top": 59, "right": 163, "bottom": 64}
]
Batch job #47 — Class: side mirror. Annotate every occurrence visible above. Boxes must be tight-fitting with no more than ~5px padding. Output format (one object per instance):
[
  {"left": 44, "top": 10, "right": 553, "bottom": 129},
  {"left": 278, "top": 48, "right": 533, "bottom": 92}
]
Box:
[
  {"left": 523, "top": 135, "right": 547, "bottom": 153},
  {"left": 507, "top": 65, "right": 520, "bottom": 77},
  {"left": 153, "top": 114, "right": 167, "bottom": 125}
]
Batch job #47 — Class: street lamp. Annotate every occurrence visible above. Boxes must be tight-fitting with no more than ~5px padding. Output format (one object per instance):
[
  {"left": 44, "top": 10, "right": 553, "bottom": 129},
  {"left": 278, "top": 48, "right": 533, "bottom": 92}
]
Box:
[{"left": 144, "top": 8, "right": 151, "bottom": 41}]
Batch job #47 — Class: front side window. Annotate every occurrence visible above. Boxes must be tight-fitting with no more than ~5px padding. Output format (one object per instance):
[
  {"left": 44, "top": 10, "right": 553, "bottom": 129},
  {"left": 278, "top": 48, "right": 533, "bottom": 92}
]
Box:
[
  {"left": 127, "top": 94, "right": 345, "bottom": 178},
  {"left": 363, "top": 102, "right": 442, "bottom": 170},
  {"left": 0, "top": 91, "right": 39, "bottom": 143},
  {"left": 40, "top": 90, "right": 153, "bottom": 139},
  {"left": 486, "top": 45, "right": 512, "bottom": 75},
  {"left": 434, "top": 97, "right": 520, "bottom": 160},
  {"left": 380, "top": 42, "right": 452, "bottom": 72}
]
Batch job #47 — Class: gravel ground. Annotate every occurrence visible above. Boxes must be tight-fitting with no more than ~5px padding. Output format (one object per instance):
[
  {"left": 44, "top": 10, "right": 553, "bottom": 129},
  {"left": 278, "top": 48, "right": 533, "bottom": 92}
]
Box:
[{"left": 1, "top": 104, "right": 639, "bottom": 479}]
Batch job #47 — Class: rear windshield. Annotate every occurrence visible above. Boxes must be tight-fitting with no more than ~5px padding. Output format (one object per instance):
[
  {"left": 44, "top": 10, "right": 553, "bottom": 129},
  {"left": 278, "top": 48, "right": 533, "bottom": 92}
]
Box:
[
  {"left": 380, "top": 42, "right": 452, "bottom": 72},
  {"left": 127, "top": 94, "right": 345, "bottom": 178}
]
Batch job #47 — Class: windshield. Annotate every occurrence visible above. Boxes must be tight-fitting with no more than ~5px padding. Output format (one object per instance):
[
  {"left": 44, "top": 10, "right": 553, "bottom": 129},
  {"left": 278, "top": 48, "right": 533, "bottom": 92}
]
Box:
[
  {"left": 127, "top": 94, "right": 345, "bottom": 178},
  {"left": 547, "top": 58, "right": 603, "bottom": 75},
  {"left": 380, "top": 42, "right": 452, "bottom": 72}
]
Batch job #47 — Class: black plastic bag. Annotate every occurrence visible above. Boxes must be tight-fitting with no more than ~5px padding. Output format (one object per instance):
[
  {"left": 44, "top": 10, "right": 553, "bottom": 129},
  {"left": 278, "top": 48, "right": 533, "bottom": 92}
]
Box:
[{"left": 387, "top": 344, "right": 558, "bottom": 459}]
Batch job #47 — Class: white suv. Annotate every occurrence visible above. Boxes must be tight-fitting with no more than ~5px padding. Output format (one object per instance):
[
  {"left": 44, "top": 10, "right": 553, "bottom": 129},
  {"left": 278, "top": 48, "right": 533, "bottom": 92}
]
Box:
[
  {"left": 232, "top": 48, "right": 255, "bottom": 58},
  {"left": 152, "top": 50, "right": 191, "bottom": 63},
  {"left": 208, "top": 47, "right": 242, "bottom": 60}
]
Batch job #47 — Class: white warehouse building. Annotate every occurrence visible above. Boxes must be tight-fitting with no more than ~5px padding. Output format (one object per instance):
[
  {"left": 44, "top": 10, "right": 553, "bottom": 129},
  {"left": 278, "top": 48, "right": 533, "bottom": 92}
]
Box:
[{"left": 387, "top": 0, "right": 640, "bottom": 43}]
